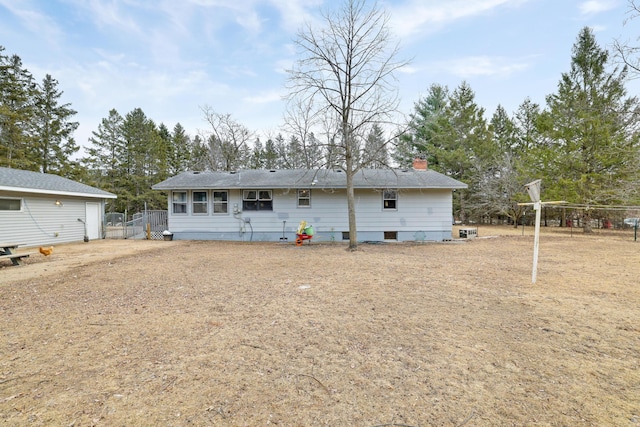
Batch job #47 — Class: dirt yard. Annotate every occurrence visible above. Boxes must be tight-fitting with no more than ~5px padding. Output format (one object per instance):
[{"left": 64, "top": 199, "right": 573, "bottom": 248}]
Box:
[{"left": 1, "top": 226, "right": 639, "bottom": 426}]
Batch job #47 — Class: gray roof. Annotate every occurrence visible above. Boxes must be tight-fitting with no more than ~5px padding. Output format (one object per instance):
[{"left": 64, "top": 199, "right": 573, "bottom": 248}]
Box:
[
  {"left": 152, "top": 168, "right": 467, "bottom": 191},
  {"left": 0, "top": 167, "right": 117, "bottom": 199}
]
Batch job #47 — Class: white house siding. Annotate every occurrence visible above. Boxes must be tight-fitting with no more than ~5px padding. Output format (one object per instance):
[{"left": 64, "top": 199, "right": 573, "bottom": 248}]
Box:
[
  {"left": 166, "top": 187, "right": 454, "bottom": 242},
  {"left": 0, "top": 191, "right": 102, "bottom": 247}
]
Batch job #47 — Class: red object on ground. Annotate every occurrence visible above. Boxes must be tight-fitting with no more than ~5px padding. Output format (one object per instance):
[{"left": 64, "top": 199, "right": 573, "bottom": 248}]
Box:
[{"left": 295, "top": 233, "right": 313, "bottom": 246}]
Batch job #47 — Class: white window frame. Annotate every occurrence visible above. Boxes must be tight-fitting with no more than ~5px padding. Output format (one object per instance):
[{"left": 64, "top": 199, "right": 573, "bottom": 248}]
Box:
[
  {"left": 383, "top": 189, "right": 397, "bottom": 210},
  {"left": 192, "top": 190, "right": 208, "bottom": 215},
  {"left": 0, "top": 197, "right": 22, "bottom": 211},
  {"left": 297, "top": 189, "right": 311, "bottom": 208},
  {"left": 172, "top": 191, "right": 188, "bottom": 214},
  {"left": 212, "top": 190, "right": 228, "bottom": 214}
]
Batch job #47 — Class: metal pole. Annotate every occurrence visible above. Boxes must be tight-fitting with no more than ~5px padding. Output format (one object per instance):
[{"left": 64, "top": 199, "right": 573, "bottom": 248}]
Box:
[{"left": 532, "top": 201, "right": 542, "bottom": 284}]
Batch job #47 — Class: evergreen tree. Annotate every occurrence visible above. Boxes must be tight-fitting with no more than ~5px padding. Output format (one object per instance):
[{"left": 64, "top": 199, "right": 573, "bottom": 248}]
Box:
[
  {"left": 168, "top": 123, "right": 193, "bottom": 174},
  {"left": 250, "top": 138, "right": 265, "bottom": 169},
  {"left": 119, "top": 108, "right": 165, "bottom": 212},
  {"left": 0, "top": 49, "right": 37, "bottom": 169},
  {"left": 474, "top": 105, "right": 528, "bottom": 226},
  {"left": 83, "top": 109, "right": 127, "bottom": 211},
  {"left": 540, "top": 27, "right": 640, "bottom": 232},
  {"left": 401, "top": 83, "right": 449, "bottom": 168},
  {"left": 514, "top": 98, "right": 543, "bottom": 152},
  {"left": 263, "top": 137, "right": 279, "bottom": 169},
  {"left": 189, "top": 134, "right": 210, "bottom": 171},
  {"left": 273, "top": 133, "right": 288, "bottom": 169},
  {"left": 417, "top": 82, "right": 490, "bottom": 222},
  {"left": 285, "top": 135, "right": 305, "bottom": 168},
  {"left": 154, "top": 123, "right": 171, "bottom": 183},
  {"left": 31, "top": 74, "right": 80, "bottom": 174},
  {"left": 363, "top": 124, "right": 389, "bottom": 168}
]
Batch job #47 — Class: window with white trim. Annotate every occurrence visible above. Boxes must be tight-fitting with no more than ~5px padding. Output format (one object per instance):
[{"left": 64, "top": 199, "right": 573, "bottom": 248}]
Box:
[
  {"left": 383, "top": 189, "right": 397, "bottom": 210},
  {"left": 192, "top": 191, "right": 208, "bottom": 214},
  {"left": 297, "top": 189, "right": 311, "bottom": 207},
  {"left": 213, "top": 190, "right": 228, "bottom": 214},
  {"left": 0, "top": 197, "right": 21, "bottom": 211},
  {"left": 243, "top": 190, "right": 273, "bottom": 211},
  {"left": 172, "top": 191, "right": 187, "bottom": 214}
]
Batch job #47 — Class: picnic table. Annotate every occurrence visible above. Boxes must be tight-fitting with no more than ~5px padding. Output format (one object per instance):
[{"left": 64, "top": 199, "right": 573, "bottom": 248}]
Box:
[{"left": 0, "top": 243, "right": 33, "bottom": 266}]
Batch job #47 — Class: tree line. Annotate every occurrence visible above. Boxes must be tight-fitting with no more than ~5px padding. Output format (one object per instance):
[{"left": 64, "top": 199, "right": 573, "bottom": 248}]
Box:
[
  {"left": 2, "top": 2, "right": 640, "bottom": 232},
  {"left": 399, "top": 27, "right": 640, "bottom": 229}
]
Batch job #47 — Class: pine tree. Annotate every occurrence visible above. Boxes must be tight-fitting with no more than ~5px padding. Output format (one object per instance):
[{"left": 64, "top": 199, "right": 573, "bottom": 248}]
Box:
[
  {"left": 541, "top": 27, "right": 640, "bottom": 231},
  {"left": 363, "top": 124, "right": 389, "bottom": 168},
  {"left": 263, "top": 137, "right": 279, "bottom": 169},
  {"left": 31, "top": 74, "right": 80, "bottom": 174},
  {"left": 402, "top": 83, "right": 449, "bottom": 168},
  {"left": 168, "top": 123, "right": 193, "bottom": 174},
  {"left": 474, "top": 105, "right": 528, "bottom": 226},
  {"left": 0, "top": 49, "right": 38, "bottom": 169},
  {"left": 419, "top": 82, "right": 490, "bottom": 223},
  {"left": 84, "top": 109, "right": 126, "bottom": 211}
]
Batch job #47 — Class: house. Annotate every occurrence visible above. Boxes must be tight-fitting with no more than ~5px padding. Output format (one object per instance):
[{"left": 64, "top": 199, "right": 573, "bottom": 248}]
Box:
[
  {"left": 0, "top": 167, "right": 117, "bottom": 247},
  {"left": 152, "top": 160, "right": 467, "bottom": 243}
]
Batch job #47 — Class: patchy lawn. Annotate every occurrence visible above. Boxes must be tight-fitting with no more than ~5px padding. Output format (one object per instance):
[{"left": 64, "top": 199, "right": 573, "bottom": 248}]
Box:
[{"left": 1, "top": 226, "right": 639, "bottom": 426}]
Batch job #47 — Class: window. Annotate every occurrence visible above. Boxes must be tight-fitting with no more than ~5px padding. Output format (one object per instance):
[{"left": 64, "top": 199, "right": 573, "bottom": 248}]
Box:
[
  {"left": 342, "top": 231, "right": 350, "bottom": 240},
  {"left": 172, "top": 191, "right": 187, "bottom": 214},
  {"left": 213, "top": 191, "right": 228, "bottom": 214},
  {"left": 384, "top": 231, "right": 398, "bottom": 240},
  {"left": 297, "top": 189, "right": 311, "bottom": 207},
  {"left": 0, "top": 198, "right": 21, "bottom": 211},
  {"left": 192, "top": 191, "right": 208, "bottom": 214},
  {"left": 243, "top": 189, "right": 273, "bottom": 211},
  {"left": 383, "top": 189, "right": 397, "bottom": 210}
]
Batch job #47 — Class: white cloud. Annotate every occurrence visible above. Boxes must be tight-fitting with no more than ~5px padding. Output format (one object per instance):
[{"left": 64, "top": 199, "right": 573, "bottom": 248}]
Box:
[
  {"left": 0, "top": 0, "right": 63, "bottom": 46},
  {"left": 267, "top": 0, "right": 323, "bottom": 30},
  {"left": 397, "top": 65, "right": 420, "bottom": 75},
  {"left": 387, "top": 0, "right": 530, "bottom": 39},
  {"left": 432, "top": 55, "right": 534, "bottom": 78},
  {"left": 67, "top": 0, "right": 142, "bottom": 34},
  {"left": 243, "top": 90, "right": 284, "bottom": 104},
  {"left": 579, "top": 0, "right": 618, "bottom": 15}
]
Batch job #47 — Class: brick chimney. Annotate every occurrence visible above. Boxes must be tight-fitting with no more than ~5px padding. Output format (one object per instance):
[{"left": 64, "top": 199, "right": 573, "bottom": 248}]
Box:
[{"left": 413, "top": 157, "right": 428, "bottom": 171}]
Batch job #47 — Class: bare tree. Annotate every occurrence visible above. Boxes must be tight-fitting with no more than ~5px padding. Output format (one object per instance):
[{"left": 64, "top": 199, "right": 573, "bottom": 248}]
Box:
[
  {"left": 613, "top": 0, "right": 640, "bottom": 78},
  {"left": 287, "top": 0, "right": 408, "bottom": 249},
  {"left": 282, "top": 97, "right": 324, "bottom": 168},
  {"left": 200, "top": 106, "right": 252, "bottom": 171}
]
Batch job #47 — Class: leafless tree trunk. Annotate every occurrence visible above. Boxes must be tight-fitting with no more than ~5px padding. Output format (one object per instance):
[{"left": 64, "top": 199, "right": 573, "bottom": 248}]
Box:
[{"left": 287, "top": 0, "right": 408, "bottom": 249}]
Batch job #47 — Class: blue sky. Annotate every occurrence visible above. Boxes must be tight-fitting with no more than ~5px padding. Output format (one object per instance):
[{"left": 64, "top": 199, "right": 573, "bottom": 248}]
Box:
[{"left": 0, "top": 0, "right": 636, "bottom": 155}]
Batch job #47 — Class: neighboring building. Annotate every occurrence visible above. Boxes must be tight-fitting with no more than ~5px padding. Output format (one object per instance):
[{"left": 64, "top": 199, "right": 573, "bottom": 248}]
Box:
[
  {"left": 152, "top": 160, "right": 467, "bottom": 242},
  {"left": 0, "top": 167, "right": 117, "bottom": 247}
]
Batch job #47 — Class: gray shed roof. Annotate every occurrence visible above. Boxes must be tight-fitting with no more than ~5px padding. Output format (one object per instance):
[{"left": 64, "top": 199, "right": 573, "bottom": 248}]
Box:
[
  {"left": 0, "top": 167, "right": 117, "bottom": 199},
  {"left": 152, "top": 168, "right": 467, "bottom": 191}
]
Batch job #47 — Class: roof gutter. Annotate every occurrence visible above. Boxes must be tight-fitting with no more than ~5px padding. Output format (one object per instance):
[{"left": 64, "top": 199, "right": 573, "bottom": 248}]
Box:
[{"left": 0, "top": 186, "right": 117, "bottom": 199}]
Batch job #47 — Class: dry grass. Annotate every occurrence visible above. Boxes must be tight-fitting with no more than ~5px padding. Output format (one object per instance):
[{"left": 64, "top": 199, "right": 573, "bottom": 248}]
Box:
[{"left": 1, "top": 226, "right": 639, "bottom": 426}]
